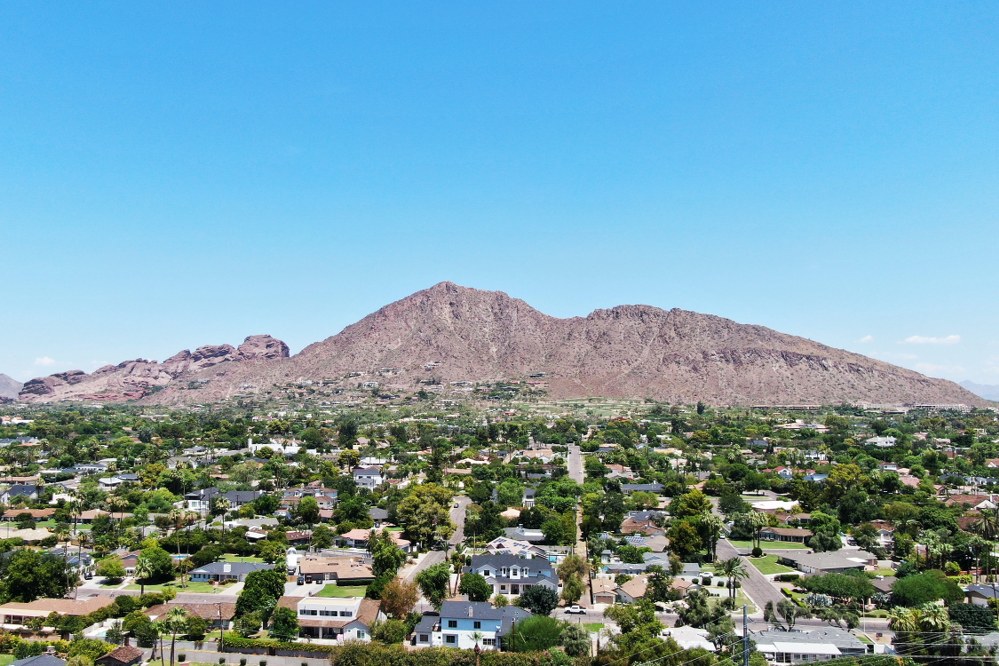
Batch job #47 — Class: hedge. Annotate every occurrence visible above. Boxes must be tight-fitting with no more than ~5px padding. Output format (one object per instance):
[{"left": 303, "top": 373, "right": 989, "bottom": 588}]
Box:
[{"left": 222, "top": 635, "right": 588, "bottom": 666}]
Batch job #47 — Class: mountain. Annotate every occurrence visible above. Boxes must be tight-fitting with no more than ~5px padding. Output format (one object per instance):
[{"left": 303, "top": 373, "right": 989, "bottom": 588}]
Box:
[
  {"left": 961, "top": 381, "right": 999, "bottom": 402},
  {"left": 18, "top": 283, "right": 988, "bottom": 407},
  {"left": 0, "top": 374, "right": 22, "bottom": 401},
  {"left": 18, "top": 335, "right": 289, "bottom": 403}
]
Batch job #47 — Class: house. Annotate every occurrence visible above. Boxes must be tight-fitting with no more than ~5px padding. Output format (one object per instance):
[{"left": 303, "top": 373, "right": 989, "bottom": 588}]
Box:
[
  {"left": 502, "top": 527, "right": 545, "bottom": 543},
  {"left": 184, "top": 488, "right": 262, "bottom": 514},
  {"left": 95, "top": 646, "right": 144, "bottom": 666},
  {"left": 0, "top": 484, "right": 39, "bottom": 503},
  {"left": 13, "top": 656, "right": 65, "bottom": 666},
  {"left": 591, "top": 577, "right": 618, "bottom": 605},
  {"left": 484, "top": 536, "right": 546, "bottom": 559},
  {"left": 466, "top": 554, "right": 559, "bottom": 598},
  {"left": 144, "top": 602, "right": 236, "bottom": 629},
  {"left": 760, "top": 527, "right": 813, "bottom": 544},
  {"left": 368, "top": 507, "right": 389, "bottom": 528},
  {"left": 967, "top": 584, "right": 999, "bottom": 607},
  {"left": 662, "top": 626, "right": 714, "bottom": 651},
  {"left": 620, "top": 483, "right": 664, "bottom": 495},
  {"left": 298, "top": 556, "right": 374, "bottom": 584},
  {"left": 776, "top": 550, "right": 876, "bottom": 575},
  {"left": 0, "top": 597, "right": 114, "bottom": 629},
  {"left": 337, "top": 528, "right": 413, "bottom": 553},
  {"left": 352, "top": 467, "right": 384, "bottom": 490},
  {"left": 865, "top": 436, "right": 897, "bottom": 448},
  {"left": 188, "top": 561, "right": 272, "bottom": 583},
  {"left": 290, "top": 596, "right": 383, "bottom": 641},
  {"left": 616, "top": 576, "right": 648, "bottom": 604},
  {"left": 411, "top": 601, "right": 531, "bottom": 650},
  {"left": 753, "top": 627, "right": 868, "bottom": 664}
]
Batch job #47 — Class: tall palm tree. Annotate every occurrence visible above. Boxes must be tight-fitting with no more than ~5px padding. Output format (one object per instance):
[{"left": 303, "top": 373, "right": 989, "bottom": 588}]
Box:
[
  {"left": 918, "top": 603, "right": 950, "bottom": 633},
  {"left": 716, "top": 556, "right": 748, "bottom": 602},
  {"left": 165, "top": 607, "right": 189, "bottom": 666}
]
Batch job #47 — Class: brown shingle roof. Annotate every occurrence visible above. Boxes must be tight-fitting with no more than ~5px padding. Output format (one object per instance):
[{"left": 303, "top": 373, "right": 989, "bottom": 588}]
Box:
[{"left": 98, "top": 645, "right": 143, "bottom": 665}]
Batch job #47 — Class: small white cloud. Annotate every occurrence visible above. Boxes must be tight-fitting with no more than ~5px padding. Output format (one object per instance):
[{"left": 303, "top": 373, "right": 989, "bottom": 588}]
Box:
[
  {"left": 858, "top": 335, "right": 874, "bottom": 344},
  {"left": 902, "top": 334, "right": 961, "bottom": 346},
  {"left": 33, "top": 356, "right": 56, "bottom": 367}
]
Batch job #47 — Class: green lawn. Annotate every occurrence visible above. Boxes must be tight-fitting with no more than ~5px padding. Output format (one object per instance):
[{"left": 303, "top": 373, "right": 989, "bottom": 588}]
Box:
[
  {"left": 317, "top": 584, "right": 368, "bottom": 598},
  {"left": 729, "top": 540, "right": 809, "bottom": 551},
  {"left": 126, "top": 580, "right": 232, "bottom": 594},
  {"left": 0, "top": 654, "right": 15, "bottom": 666},
  {"left": 583, "top": 623, "right": 605, "bottom": 633},
  {"left": 748, "top": 555, "right": 794, "bottom": 575},
  {"left": 221, "top": 554, "right": 264, "bottom": 563}
]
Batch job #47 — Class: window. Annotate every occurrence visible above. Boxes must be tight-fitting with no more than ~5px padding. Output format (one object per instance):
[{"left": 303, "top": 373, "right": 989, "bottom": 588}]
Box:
[
  {"left": 483, "top": 570, "right": 491, "bottom": 577},
  {"left": 473, "top": 621, "right": 481, "bottom": 629},
  {"left": 445, "top": 635, "right": 457, "bottom": 645},
  {"left": 419, "top": 634, "right": 429, "bottom": 643},
  {"left": 447, "top": 620, "right": 457, "bottom": 628},
  {"left": 339, "top": 611, "right": 352, "bottom": 617},
  {"left": 483, "top": 638, "right": 496, "bottom": 647}
]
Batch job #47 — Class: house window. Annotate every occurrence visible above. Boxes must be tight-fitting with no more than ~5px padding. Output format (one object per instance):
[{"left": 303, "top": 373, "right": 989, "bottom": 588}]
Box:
[
  {"left": 483, "top": 638, "right": 496, "bottom": 647},
  {"left": 339, "top": 611, "right": 352, "bottom": 617},
  {"left": 419, "top": 634, "right": 429, "bottom": 643},
  {"left": 483, "top": 570, "right": 491, "bottom": 577},
  {"left": 445, "top": 635, "right": 457, "bottom": 645},
  {"left": 447, "top": 620, "right": 457, "bottom": 628},
  {"left": 473, "top": 621, "right": 481, "bottom": 629}
]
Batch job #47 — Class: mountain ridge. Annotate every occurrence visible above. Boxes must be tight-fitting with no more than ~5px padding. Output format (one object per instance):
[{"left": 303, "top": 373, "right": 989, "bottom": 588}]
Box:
[
  {"left": 0, "top": 374, "right": 22, "bottom": 401},
  {"left": 16, "top": 282, "right": 987, "bottom": 407}
]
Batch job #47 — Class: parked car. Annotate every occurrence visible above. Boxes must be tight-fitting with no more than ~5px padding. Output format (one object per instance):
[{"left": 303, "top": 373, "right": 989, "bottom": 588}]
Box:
[
  {"left": 564, "top": 605, "right": 585, "bottom": 615},
  {"left": 297, "top": 576, "right": 305, "bottom": 585}
]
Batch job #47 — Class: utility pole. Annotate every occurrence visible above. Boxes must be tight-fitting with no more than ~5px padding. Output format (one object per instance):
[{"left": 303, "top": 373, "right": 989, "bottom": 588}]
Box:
[{"left": 743, "top": 604, "right": 750, "bottom": 666}]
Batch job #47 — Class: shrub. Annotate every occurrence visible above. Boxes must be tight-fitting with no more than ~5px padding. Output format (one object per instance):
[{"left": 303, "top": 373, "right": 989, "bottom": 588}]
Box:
[
  {"left": 178, "top": 655, "right": 186, "bottom": 663},
  {"left": 239, "top": 659, "right": 246, "bottom": 666},
  {"left": 751, "top": 547, "right": 763, "bottom": 558}
]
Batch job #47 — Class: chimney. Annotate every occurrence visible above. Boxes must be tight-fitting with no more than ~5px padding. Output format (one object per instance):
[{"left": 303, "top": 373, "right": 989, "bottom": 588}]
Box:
[{"left": 468, "top": 605, "right": 473, "bottom": 618}]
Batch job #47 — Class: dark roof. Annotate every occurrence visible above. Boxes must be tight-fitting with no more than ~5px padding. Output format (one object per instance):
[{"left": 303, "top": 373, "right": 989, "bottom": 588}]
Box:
[
  {"left": 353, "top": 467, "right": 382, "bottom": 476},
  {"left": 4, "top": 484, "right": 38, "bottom": 496},
  {"left": 13, "top": 656, "right": 66, "bottom": 666},
  {"left": 621, "top": 483, "right": 664, "bottom": 493},
  {"left": 469, "top": 554, "right": 555, "bottom": 577}
]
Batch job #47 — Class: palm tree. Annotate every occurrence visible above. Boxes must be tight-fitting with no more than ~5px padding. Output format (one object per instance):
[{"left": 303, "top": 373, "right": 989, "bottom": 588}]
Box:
[
  {"left": 165, "top": 607, "right": 189, "bottom": 666},
  {"left": 716, "top": 556, "right": 748, "bottom": 603},
  {"left": 134, "top": 554, "right": 153, "bottom": 596},
  {"left": 918, "top": 603, "right": 950, "bottom": 633},
  {"left": 749, "top": 512, "right": 770, "bottom": 552}
]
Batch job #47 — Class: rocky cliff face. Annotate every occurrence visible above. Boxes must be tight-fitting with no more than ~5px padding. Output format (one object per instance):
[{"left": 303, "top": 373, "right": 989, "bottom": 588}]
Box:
[
  {"left": 0, "top": 374, "right": 22, "bottom": 401},
  {"left": 17, "top": 283, "right": 987, "bottom": 407},
  {"left": 18, "top": 335, "right": 289, "bottom": 403}
]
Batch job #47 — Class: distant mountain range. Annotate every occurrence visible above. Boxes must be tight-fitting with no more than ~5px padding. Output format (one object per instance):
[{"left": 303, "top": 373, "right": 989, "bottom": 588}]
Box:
[
  {"left": 15, "top": 282, "right": 989, "bottom": 407},
  {"left": 960, "top": 381, "right": 999, "bottom": 402},
  {"left": 0, "top": 374, "right": 22, "bottom": 401}
]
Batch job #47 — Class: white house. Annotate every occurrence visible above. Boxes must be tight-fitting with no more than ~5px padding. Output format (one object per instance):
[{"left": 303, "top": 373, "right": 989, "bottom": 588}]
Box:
[
  {"left": 465, "top": 554, "right": 559, "bottom": 598},
  {"left": 294, "top": 596, "right": 383, "bottom": 641},
  {"left": 352, "top": 467, "right": 384, "bottom": 490}
]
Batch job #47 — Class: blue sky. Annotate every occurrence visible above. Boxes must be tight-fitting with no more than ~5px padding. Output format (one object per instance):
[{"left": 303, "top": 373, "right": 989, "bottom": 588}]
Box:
[{"left": 2, "top": 3, "right": 997, "bottom": 387}]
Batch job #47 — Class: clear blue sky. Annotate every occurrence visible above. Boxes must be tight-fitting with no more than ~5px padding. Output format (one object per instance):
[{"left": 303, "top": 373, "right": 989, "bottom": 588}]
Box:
[{"left": 2, "top": 3, "right": 997, "bottom": 387}]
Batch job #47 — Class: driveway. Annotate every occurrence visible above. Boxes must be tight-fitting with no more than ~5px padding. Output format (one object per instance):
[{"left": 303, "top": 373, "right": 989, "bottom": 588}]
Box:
[{"left": 449, "top": 495, "right": 471, "bottom": 546}]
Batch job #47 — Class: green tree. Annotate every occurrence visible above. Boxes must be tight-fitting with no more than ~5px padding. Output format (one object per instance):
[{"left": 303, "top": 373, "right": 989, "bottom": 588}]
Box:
[
  {"left": 369, "top": 530, "right": 407, "bottom": 578},
  {"left": 458, "top": 573, "right": 492, "bottom": 602},
  {"left": 0, "top": 550, "right": 71, "bottom": 602},
  {"left": 311, "top": 524, "right": 334, "bottom": 550},
  {"left": 506, "top": 615, "right": 563, "bottom": 652},
  {"left": 235, "top": 569, "right": 285, "bottom": 623},
  {"left": 416, "top": 562, "right": 451, "bottom": 611},
  {"left": 234, "top": 612, "right": 261, "bottom": 638},
  {"left": 495, "top": 478, "right": 524, "bottom": 507},
  {"left": 397, "top": 484, "right": 454, "bottom": 549},
  {"left": 716, "top": 557, "right": 748, "bottom": 603},
  {"left": 96, "top": 557, "right": 127, "bottom": 584},
  {"left": 372, "top": 619, "right": 408, "bottom": 644},
  {"left": 294, "top": 496, "right": 320, "bottom": 526},
  {"left": 559, "top": 622, "right": 590, "bottom": 657},
  {"left": 517, "top": 585, "right": 559, "bottom": 616},
  {"left": 136, "top": 546, "right": 175, "bottom": 586},
  {"left": 268, "top": 606, "right": 299, "bottom": 641}
]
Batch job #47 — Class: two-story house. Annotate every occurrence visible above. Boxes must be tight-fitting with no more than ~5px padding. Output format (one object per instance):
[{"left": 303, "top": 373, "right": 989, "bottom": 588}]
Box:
[
  {"left": 352, "top": 467, "right": 384, "bottom": 490},
  {"left": 411, "top": 601, "right": 531, "bottom": 650},
  {"left": 292, "top": 596, "right": 383, "bottom": 641},
  {"left": 465, "top": 554, "right": 558, "bottom": 598}
]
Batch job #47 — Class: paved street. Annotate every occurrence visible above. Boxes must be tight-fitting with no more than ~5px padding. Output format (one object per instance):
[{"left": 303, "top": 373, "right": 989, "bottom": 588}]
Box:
[
  {"left": 450, "top": 494, "right": 471, "bottom": 546},
  {"left": 715, "top": 538, "right": 783, "bottom": 616}
]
